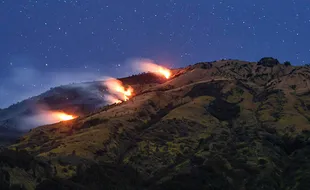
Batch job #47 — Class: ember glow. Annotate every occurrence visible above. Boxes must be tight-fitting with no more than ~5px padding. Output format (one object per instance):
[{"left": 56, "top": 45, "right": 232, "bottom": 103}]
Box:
[
  {"left": 53, "top": 112, "right": 76, "bottom": 121},
  {"left": 103, "top": 78, "right": 134, "bottom": 103},
  {"left": 133, "top": 60, "right": 171, "bottom": 79},
  {"left": 54, "top": 112, "right": 75, "bottom": 121}
]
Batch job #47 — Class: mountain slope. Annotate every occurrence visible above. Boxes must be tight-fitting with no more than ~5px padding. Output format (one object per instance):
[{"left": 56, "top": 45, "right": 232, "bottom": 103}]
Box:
[
  {"left": 2, "top": 58, "right": 310, "bottom": 189},
  {"left": 0, "top": 73, "right": 166, "bottom": 145}
]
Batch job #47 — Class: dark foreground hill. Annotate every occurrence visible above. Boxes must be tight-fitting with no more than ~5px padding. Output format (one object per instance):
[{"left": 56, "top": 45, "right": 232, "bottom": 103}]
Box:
[{"left": 2, "top": 57, "right": 310, "bottom": 189}]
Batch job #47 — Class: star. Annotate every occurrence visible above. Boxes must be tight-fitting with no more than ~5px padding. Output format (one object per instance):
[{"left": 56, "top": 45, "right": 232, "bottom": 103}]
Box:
[{"left": 0, "top": 0, "right": 310, "bottom": 108}]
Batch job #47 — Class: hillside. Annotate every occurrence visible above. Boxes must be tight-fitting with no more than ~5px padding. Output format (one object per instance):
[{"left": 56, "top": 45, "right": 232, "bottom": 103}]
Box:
[
  {"left": 0, "top": 72, "right": 165, "bottom": 145},
  {"left": 2, "top": 57, "right": 310, "bottom": 189}
]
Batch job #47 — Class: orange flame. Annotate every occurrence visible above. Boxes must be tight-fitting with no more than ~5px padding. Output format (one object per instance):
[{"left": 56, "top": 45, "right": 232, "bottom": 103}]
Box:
[
  {"left": 158, "top": 66, "right": 171, "bottom": 79},
  {"left": 103, "top": 78, "right": 134, "bottom": 102},
  {"left": 134, "top": 60, "right": 171, "bottom": 79},
  {"left": 116, "top": 85, "right": 133, "bottom": 101},
  {"left": 52, "top": 111, "right": 76, "bottom": 121}
]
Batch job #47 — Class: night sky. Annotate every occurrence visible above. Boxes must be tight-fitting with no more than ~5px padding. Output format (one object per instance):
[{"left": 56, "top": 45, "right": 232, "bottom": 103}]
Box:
[{"left": 1, "top": 0, "right": 310, "bottom": 108}]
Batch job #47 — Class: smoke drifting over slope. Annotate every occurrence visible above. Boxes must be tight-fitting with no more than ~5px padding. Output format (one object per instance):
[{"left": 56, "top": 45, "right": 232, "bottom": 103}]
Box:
[
  {"left": 0, "top": 57, "right": 172, "bottom": 134},
  {"left": 0, "top": 67, "right": 103, "bottom": 109},
  {"left": 129, "top": 58, "right": 172, "bottom": 79},
  {"left": 0, "top": 57, "right": 170, "bottom": 108},
  {"left": 18, "top": 109, "right": 77, "bottom": 131},
  {"left": 103, "top": 77, "right": 134, "bottom": 103}
]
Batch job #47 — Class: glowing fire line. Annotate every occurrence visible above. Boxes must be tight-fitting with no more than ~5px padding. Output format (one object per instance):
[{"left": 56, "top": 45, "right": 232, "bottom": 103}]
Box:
[
  {"left": 133, "top": 59, "right": 172, "bottom": 79},
  {"left": 103, "top": 78, "right": 134, "bottom": 104},
  {"left": 102, "top": 60, "right": 171, "bottom": 105}
]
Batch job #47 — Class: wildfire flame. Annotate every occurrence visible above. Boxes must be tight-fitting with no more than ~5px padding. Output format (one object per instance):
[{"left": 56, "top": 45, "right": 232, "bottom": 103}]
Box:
[
  {"left": 51, "top": 111, "right": 76, "bottom": 121},
  {"left": 158, "top": 66, "right": 171, "bottom": 79},
  {"left": 103, "top": 78, "right": 133, "bottom": 103},
  {"left": 133, "top": 60, "right": 171, "bottom": 79},
  {"left": 56, "top": 112, "right": 75, "bottom": 121},
  {"left": 115, "top": 85, "right": 133, "bottom": 101}
]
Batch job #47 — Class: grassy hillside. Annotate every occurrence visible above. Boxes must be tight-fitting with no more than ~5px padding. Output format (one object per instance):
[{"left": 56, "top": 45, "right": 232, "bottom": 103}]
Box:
[{"left": 2, "top": 58, "right": 310, "bottom": 189}]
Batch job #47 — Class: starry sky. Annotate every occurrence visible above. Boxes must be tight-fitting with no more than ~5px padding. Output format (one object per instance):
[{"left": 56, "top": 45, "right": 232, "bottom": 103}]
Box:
[{"left": 0, "top": 0, "right": 310, "bottom": 108}]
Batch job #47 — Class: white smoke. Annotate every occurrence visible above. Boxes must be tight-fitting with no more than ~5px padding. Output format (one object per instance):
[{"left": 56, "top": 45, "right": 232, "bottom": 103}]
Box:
[
  {"left": 0, "top": 67, "right": 103, "bottom": 108},
  {"left": 18, "top": 110, "right": 61, "bottom": 131}
]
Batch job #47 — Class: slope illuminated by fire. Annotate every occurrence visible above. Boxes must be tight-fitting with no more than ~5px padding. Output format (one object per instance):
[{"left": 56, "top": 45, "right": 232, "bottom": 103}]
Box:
[
  {"left": 104, "top": 94, "right": 122, "bottom": 104},
  {"left": 103, "top": 78, "right": 134, "bottom": 104},
  {"left": 134, "top": 60, "right": 171, "bottom": 79}
]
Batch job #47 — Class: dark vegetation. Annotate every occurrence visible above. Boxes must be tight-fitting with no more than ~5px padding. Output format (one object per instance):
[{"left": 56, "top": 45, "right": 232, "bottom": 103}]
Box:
[
  {"left": 284, "top": 61, "right": 291, "bottom": 66},
  {"left": 79, "top": 118, "right": 109, "bottom": 129},
  {"left": 257, "top": 57, "right": 280, "bottom": 67},
  {"left": 185, "top": 81, "right": 225, "bottom": 98},
  {"left": 119, "top": 72, "right": 168, "bottom": 85},
  {"left": 207, "top": 98, "right": 240, "bottom": 121},
  {"left": 195, "top": 62, "right": 213, "bottom": 69},
  {"left": 2, "top": 126, "right": 310, "bottom": 190}
]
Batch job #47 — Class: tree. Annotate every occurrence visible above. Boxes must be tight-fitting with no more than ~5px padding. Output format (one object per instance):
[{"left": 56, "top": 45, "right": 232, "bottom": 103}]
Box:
[
  {"left": 284, "top": 61, "right": 291, "bottom": 66},
  {"left": 258, "top": 57, "right": 280, "bottom": 67}
]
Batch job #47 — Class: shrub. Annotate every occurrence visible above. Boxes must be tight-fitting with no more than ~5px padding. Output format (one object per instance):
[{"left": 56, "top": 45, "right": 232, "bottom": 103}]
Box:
[
  {"left": 284, "top": 61, "right": 291, "bottom": 66},
  {"left": 258, "top": 57, "right": 280, "bottom": 67},
  {"left": 290, "top": 85, "right": 297, "bottom": 90}
]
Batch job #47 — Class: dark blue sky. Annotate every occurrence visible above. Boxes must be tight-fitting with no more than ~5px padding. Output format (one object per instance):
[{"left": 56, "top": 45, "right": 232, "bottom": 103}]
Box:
[{"left": 0, "top": 0, "right": 310, "bottom": 108}]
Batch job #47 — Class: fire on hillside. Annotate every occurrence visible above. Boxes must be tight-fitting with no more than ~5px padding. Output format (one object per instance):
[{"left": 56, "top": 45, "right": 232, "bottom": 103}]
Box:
[
  {"left": 135, "top": 61, "right": 172, "bottom": 79},
  {"left": 103, "top": 63, "right": 171, "bottom": 104},
  {"left": 46, "top": 63, "right": 171, "bottom": 122},
  {"left": 52, "top": 111, "right": 77, "bottom": 121},
  {"left": 7, "top": 62, "right": 172, "bottom": 131},
  {"left": 103, "top": 78, "right": 133, "bottom": 104}
]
